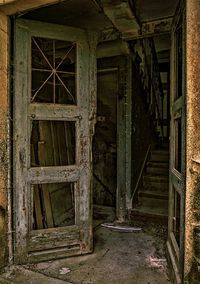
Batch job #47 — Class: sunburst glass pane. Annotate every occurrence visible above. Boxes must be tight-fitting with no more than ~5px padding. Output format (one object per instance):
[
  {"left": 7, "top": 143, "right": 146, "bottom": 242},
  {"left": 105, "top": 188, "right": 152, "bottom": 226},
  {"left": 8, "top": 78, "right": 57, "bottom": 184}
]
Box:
[{"left": 31, "top": 37, "right": 76, "bottom": 104}]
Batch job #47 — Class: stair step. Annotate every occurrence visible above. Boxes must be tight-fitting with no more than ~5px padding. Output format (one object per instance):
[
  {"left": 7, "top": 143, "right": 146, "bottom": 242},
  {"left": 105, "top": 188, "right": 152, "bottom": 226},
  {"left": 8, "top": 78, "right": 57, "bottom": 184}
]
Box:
[
  {"left": 146, "top": 166, "right": 168, "bottom": 175},
  {"left": 152, "top": 149, "right": 169, "bottom": 155},
  {"left": 138, "top": 196, "right": 168, "bottom": 209},
  {"left": 143, "top": 181, "right": 169, "bottom": 192},
  {"left": 138, "top": 189, "right": 168, "bottom": 209},
  {"left": 139, "top": 190, "right": 168, "bottom": 199},
  {"left": 131, "top": 144, "right": 170, "bottom": 220},
  {"left": 147, "top": 161, "right": 169, "bottom": 168},
  {"left": 151, "top": 153, "right": 169, "bottom": 162},
  {"left": 143, "top": 174, "right": 168, "bottom": 183},
  {"left": 131, "top": 205, "right": 168, "bottom": 219}
]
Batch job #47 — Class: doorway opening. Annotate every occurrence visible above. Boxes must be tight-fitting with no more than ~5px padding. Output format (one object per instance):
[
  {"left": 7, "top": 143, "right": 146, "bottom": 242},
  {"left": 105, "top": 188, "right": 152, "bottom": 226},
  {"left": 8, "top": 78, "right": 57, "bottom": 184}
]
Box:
[
  {"left": 93, "top": 65, "right": 118, "bottom": 221},
  {"left": 7, "top": 0, "right": 185, "bottom": 282}
]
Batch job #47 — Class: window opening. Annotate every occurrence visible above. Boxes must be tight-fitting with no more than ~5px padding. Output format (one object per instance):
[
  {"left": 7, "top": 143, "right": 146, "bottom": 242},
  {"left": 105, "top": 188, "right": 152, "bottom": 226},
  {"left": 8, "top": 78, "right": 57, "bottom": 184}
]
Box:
[
  {"left": 32, "top": 37, "right": 76, "bottom": 104},
  {"left": 31, "top": 120, "right": 76, "bottom": 167},
  {"left": 32, "top": 182, "right": 75, "bottom": 230}
]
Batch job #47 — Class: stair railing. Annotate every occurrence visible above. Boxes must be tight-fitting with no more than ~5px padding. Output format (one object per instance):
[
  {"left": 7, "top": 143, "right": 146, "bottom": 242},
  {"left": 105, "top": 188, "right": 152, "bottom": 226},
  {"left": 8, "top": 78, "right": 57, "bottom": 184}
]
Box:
[
  {"left": 149, "top": 38, "right": 165, "bottom": 142},
  {"left": 131, "top": 144, "right": 151, "bottom": 205}
]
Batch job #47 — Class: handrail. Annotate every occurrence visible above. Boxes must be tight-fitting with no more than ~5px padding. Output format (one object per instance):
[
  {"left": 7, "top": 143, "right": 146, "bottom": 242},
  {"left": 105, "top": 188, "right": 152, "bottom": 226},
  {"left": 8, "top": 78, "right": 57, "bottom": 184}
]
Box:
[
  {"left": 140, "top": 38, "right": 164, "bottom": 141},
  {"left": 149, "top": 38, "right": 164, "bottom": 140},
  {"left": 131, "top": 144, "right": 151, "bottom": 202}
]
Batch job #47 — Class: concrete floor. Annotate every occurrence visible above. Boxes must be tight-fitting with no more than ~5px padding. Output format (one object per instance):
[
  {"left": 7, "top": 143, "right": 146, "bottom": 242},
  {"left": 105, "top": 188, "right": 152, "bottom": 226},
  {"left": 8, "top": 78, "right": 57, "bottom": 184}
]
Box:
[{"left": 1, "top": 211, "right": 171, "bottom": 284}]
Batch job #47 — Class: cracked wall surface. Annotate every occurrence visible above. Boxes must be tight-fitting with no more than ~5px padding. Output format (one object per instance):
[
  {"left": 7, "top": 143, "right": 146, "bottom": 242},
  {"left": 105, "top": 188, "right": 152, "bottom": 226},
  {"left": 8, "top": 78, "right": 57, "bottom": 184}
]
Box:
[
  {"left": 185, "top": 0, "right": 200, "bottom": 282},
  {"left": 0, "top": 10, "right": 9, "bottom": 269}
]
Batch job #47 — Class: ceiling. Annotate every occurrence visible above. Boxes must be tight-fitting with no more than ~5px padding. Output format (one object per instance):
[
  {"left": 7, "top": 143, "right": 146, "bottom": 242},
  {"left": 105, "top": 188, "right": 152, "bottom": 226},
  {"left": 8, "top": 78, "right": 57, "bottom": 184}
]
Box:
[
  {"left": 21, "top": 0, "right": 178, "bottom": 55},
  {"left": 22, "top": 0, "right": 179, "bottom": 29},
  {"left": 134, "top": 0, "right": 179, "bottom": 22},
  {"left": 22, "top": 0, "right": 113, "bottom": 31}
]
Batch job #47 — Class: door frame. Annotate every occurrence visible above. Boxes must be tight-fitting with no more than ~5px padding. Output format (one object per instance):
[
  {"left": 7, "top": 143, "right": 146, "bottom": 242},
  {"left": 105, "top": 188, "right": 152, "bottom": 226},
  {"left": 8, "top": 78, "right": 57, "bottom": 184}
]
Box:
[
  {"left": 167, "top": 3, "right": 186, "bottom": 282},
  {"left": 96, "top": 55, "right": 132, "bottom": 222},
  {"left": 13, "top": 19, "right": 97, "bottom": 264}
]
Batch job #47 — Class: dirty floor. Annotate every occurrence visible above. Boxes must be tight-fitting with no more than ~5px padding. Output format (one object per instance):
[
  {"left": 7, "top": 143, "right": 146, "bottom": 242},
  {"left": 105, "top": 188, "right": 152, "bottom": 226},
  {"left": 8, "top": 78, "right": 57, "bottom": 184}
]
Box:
[{"left": 0, "top": 210, "right": 171, "bottom": 284}]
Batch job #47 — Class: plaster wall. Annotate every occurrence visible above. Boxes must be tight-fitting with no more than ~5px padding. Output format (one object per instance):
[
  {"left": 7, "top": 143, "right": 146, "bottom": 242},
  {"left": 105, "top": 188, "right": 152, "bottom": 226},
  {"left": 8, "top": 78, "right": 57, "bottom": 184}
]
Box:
[
  {"left": 185, "top": 0, "right": 200, "bottom": 281},
  {"left": 0, "top": 10, "right": 9, "bottom": 269}
]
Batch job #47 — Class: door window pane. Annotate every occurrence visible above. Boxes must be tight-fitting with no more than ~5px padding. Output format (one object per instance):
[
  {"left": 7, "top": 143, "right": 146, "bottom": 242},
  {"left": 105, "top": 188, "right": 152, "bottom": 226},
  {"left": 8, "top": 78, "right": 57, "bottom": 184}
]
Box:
[
  {"left": 175, "top": 118, "right": 182, "bottom": 172},
  {"left": 32, "top": 37, "right": 76, "bottom": 104},
  {"left": 175, "top": 17, "right": 183, "bottom": 99},
  {"left": 31, "top": 120, "right": 75, "bottom": 167},
  {"left": 32, "top": 182, "right": 75, "bottom": 230},
  {"left": 173, "top": 189, "right": 181, "bottom": 246}
]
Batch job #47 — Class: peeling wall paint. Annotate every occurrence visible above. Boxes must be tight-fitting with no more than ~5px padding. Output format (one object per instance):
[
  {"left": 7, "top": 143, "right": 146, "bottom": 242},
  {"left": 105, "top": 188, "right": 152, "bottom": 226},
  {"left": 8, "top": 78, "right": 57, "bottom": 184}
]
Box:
[
  {"left": 0, "top": 10, "right": 9, "bottom": 270},
  {"left": 185, "top": 0, "right": 200, "bottom": 282}
]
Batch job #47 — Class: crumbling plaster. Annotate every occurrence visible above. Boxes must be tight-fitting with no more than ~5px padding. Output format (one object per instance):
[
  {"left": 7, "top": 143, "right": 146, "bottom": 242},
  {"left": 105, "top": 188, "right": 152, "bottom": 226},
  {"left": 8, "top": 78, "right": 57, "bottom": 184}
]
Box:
[
  {"left": 0, "top": 9, "right": 9, "bottom": 269},
  {"left": 185, "top": 0, "right": 200, "bottom": 281}
]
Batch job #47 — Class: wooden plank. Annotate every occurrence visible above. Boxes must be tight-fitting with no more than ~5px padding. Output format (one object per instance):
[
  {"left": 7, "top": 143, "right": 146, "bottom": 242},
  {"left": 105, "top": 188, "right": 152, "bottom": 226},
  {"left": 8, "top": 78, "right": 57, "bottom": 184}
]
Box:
[
  {"left": 101, "top": 0, "right": 140, "bottom": 39},
  {"left": 172, "top": 96, "right": 183, "bottom": 115},
  {"left": 31, "top": 145, "right": 43, "bottom": 229},
  {"left": 38, "top": 141, "right": 54, "bottom": 228},
  {"left": 50, "top": 122, "right": 60, "bottom": 166},
  {"left": 64, "top": 122, "right": 73, "bottom": 164},
  {"left": 16, "top": 19, "right": 86, "bottom": 42},
  {"left": 116, "top": 58, "right": 127, "bottom": 222},
  {"left": 56, "top": 122, "right": 69, "bottom": 165},
  {"left": 14, "top": 21, "right": 30, "bottom": 264},
  {"left": 77, "top": 32, "right": 97, "bottom": 254},
  {"left": 64, "top": 123, "right": 75, "bottom": 221},
  {"left": 29, "top": 103, "right": 80, "bottom": 120},
  {"left": 28, "top": 225, "right": 80, "bottom": 251},
  {"left": 28, "top": 245, "right": 81, "bottom": 263},
  {"left": 0, "top": 10, "right": 9, "bottom": 269},
  {"left": 0, "top": 0, "right": 63, "bottom": 15},
  {"left": 125, "top": 57, "right": 132, "bottom": 208},
  {"left": 28, "top": 165, "right": 80, "bottom": 184},
  {"left": 33, "top": 185, "right": 43, "bottom": 229},
  {"left": 76, "top": 37, "right": 91, "bottom": 253}
]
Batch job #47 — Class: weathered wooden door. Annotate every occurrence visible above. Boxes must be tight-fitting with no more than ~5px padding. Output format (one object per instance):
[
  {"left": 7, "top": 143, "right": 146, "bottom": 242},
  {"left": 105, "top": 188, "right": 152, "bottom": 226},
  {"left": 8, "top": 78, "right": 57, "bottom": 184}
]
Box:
[
  {"left": 167, "top": 5, "right": 186, "bottom": 283},
  {"left": 14, "top": 19, "right": 97, "bottom": 263}
]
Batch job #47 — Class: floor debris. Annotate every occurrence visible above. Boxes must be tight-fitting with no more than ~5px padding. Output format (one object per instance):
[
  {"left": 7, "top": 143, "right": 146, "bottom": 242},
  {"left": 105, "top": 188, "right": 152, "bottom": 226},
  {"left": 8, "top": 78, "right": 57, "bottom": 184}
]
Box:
[
  {"left": 59, "top": 267, "right": 71, "bottom": 275},
  {"left": 101, "top": 222, "right": 142, "bottom": 232}
]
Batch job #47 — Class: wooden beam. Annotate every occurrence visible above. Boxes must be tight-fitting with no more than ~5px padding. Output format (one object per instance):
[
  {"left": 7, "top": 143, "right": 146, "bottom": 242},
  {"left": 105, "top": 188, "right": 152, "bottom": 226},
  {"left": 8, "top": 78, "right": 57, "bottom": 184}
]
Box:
[
  {"left": 123, "top": 17, "right": 173, "bottom": 40},
  {"left": 97, "top": 39, "right": 130, "bottom": 58},
  {"left": 101, "top": 0, "right": 140, "bottom": 39},
  {"left": 28, "top": 165, "right": 80, "bottom": 184},
  {"left": 0, "top": 0, "right": 64, "bottom": 15}
]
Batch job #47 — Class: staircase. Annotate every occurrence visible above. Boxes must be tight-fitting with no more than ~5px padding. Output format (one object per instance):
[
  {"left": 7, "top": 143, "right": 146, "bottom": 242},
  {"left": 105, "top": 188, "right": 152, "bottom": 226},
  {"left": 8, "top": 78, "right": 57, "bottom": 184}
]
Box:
[{"left": 132, "top": 143, "right": 169, "bottom": 219}]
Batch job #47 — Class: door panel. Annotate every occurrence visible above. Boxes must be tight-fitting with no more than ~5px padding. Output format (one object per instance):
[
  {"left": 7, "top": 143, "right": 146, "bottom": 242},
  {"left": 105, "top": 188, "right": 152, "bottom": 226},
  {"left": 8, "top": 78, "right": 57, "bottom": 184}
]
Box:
[
  {"left": 167, "top": 5, "right": 186, "bottom": 283},
  {"left": 14, "top": 19, "right": 97, "bottom": 263}
]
